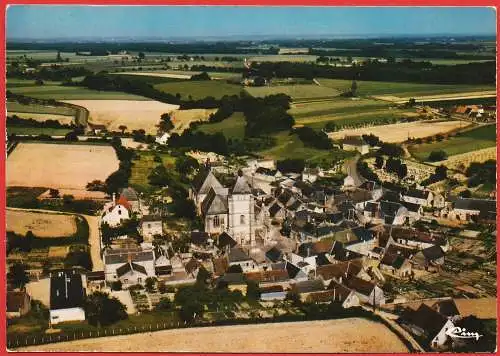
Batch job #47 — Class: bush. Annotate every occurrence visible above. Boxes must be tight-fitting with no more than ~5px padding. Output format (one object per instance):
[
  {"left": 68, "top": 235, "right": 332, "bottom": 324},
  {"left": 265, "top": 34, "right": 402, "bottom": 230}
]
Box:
[
  {"left": 428, "top": 150, "right": 447, "bottom": 162},
  {"left": 111, "top": 280, "right": 122, "bottom": 291}
]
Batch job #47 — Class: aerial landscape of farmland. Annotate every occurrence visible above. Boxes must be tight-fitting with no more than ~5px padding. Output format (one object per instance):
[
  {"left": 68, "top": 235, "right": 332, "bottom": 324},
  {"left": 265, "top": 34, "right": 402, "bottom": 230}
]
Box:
[{"left": 5, "top": 5, "right": 497, "bottom": 354}]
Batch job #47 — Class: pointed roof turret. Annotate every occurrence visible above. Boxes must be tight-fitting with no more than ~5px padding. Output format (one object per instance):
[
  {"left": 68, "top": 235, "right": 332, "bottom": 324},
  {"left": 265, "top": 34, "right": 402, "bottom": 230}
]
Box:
[{"left": 232, "top": 175, "right": 251, "bottom": 194}]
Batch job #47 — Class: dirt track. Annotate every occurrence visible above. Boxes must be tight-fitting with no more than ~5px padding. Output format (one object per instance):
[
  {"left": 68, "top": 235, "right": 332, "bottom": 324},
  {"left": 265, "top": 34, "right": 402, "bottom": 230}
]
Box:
[{"left": 18, "top": 318, "right": 409, "bottom": 353}]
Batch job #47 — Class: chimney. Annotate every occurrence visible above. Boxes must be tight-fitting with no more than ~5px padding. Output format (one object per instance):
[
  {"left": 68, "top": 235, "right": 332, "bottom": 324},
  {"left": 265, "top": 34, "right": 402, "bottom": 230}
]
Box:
[{"left": 112, "top": 193, "right": 116, "bottom": 205}]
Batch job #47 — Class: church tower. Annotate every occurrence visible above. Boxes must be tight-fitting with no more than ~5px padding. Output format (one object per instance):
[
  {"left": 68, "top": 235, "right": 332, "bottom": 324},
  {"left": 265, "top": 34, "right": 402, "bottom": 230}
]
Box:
[{"left": 227, "top": 171, "right": 255, "bottom": 245}]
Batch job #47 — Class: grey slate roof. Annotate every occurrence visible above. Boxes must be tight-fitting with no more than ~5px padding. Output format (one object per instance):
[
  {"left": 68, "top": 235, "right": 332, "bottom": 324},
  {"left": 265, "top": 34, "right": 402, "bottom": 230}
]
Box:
[
  {"left": 232, "top": 175, "right": 252, "bottom": 194},
  {"left": 193, "top": 169, "right": 224, "bottom": 195},
  {"left": 116, "top": 262, "right": 147, "bottom": 277},
  {"left": 120, "top": 187, "right": 139, "bottom": 201},
  {"left": 104, "top": 249, "right": 154, "bottom": 265},
  {"left": 50, "top": 270, "right": 85, "bottom": 310},
  {"left": 293, "top": 279, "right": 325, "bottom": 294},
  {"left": 229, "top": 247, "right": 253, "bottom": 263},
  {"left": 201, "top": 188, "right": 228, "bottom": 216},
  {"left": 454, "top": 198, "right": 496, "bottom": 219},
  {"left": 217, "top": 232, "right": 237, "bottom": 250}
]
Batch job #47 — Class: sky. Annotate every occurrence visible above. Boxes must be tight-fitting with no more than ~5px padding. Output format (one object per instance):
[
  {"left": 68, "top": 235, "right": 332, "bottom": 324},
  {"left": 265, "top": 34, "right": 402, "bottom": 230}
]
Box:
[{"left": 6, "top": 6, "right": 497, "bottom": 40}]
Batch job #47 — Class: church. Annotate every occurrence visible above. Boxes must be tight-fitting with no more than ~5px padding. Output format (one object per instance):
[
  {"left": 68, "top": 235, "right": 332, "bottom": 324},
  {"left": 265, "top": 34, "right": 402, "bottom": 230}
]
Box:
[{"left": 190, "top": 168, "right": 264, "bottom": 245}]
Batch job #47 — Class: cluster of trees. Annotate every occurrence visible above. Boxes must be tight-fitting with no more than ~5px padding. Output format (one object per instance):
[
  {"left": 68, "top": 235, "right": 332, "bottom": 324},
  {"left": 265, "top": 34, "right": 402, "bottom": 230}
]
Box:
[
  {"left": 101, "top": 219, "right": 140, "bottom": 247},
  {"left": 428, "top": 150, "right": 448, "bottom": 162},
  {"left": 7, "top": 231, "right": 35, "bottom": 254},
  {"left": 7, "top": 65, "right": 91, "bottom": 81},
  {"left": 466, "top": 159, "right": 496, "bottom": 188},
  {"left": 159, "top": 113, "right": 175, "bottom": 132},
  {"left": 243, "top": 94, "right": 294, "bottom": 136},
  {"left": 169, "top": 131, "right": 229, "bottom": 155},
  {"left": 276, "top": 158, "right": 305, "bottom": 173},
  {"left": 378, "top": 142, "right": 405, "bottom": 157},
  {"left": 85, "top": 291, "right": 128, "bottom": 327},
  {"left": 421, "top": 165, "right": 447, "bottom": 186},
  {"left": 189, "top": 72, "right": 211, "bottom": 81},
  {"left": 293, "top": 127, "right": 332, "bottom": 150},
  {"left": 7, "top": 263, "right": 29, "bottom": 289},
  {"left": 7, "top": 115, "right": 75, "bottom": 129},
  {"left": 357, "top": 160, "right": 380, "bottom": 183},
  {"left": 105, "top": 137, "right": 135, "bottom": 194},
  {"left": 249, "top": 60, "right": 495, "bottom": 85},
  {"left": 384, "top": 157, "right": 408, "bottom": 179},
  {"left": 64, "top": 249, "right": 92, "bottom": 271},
  {"left": 362, "top": 134, "right": 382, "bottom": 147}
]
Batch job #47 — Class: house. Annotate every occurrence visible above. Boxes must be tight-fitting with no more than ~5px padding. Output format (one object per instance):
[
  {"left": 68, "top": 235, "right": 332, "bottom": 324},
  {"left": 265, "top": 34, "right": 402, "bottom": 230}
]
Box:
[
  {"left": 228, "top": 247, "right": 257, "bottom": 272},
  {"left": 379, "top": 200, "right": 409, "bottom": 225},
  {"left": 291, "top": 279, "right": 325, "bottom": 302},
  {"left": 342, "top": 136, "right": 369, "bottom": 155},
  {"left": 345, "top": 276, "right": 385, "bottom": 306},
  {"left": 323, "top": 280, "right": 360, "bottom": 308},
  {"left": 190, "top": 231, "right": 210, "bottom": 247},
  {"left": 390, "top": 227, "right": 449, "bottom": 252},
  {"left": 315, "top": 260, "right": 363, "bottom": 285},
  {"left": 399, "top": 304, "right": 456, "bottom": 350},
  {"left": 450, "top": 198, "right": 496, "bottom": 223},
  {"left": 120, "top": 187, "right": 140, "bottom": 213},
  {"left": 401, "top": 189, "right": 433, "bottom": 207},
  {"left": 265, "top": 246, "right": 283, "bottom": 263},
  {"left": 216, "top": 232, "right": 238, "bottom": 251},
  {"left": 7, "top": 291, "right": 31, "bottom": 319},
  {"left": 302, "top": 167, "right": 322, "bottom": 183},
  {"left": 412, "top": 245, "right": 445, "bottom": 271},
  {"left": 88, "top": 123, "right": 107, "bottom": 135},
  {"left": 155, "top": 132, "right": 170, "bottom": 145},
  {"left": 269, "top": 202, "right": 286, "bottom": 221},
  {"left": 244, "top": 270, "right": 290, "bottom": 288},
  {"left": 103, "top": 247, "right": 156, "bottom": 287},
  {"left": 285, "top": 261, "right": 308, "bottom": 281},
  {"left": 139, "top": 215, "right": 163, "bottom": 241},
  {"left": 101, "top": 194, "right": 130, "bottom": 228},
  {"left": 401, "top": 201, "right": 423, "bottom": 223},
  {"left": 380, "top": 252, "right": 412, "bottom": 278},
  {"left": 49, "top": 270, "right": 86, "bottom": 325},
  {"left": 260, "top": 285, "right": 287, "bottom": 301},
  {"left": 344, "top": 227, "right": 376, "bottom": 255}
]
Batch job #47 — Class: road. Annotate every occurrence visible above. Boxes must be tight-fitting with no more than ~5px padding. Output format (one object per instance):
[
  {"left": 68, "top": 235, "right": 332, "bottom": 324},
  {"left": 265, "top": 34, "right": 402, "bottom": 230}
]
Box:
[
  {"left": 6, "top": 207, "right": 103, "bottom": 271},
  {"left": 343, "top": 155, "right": 365, "bottom": 186}
]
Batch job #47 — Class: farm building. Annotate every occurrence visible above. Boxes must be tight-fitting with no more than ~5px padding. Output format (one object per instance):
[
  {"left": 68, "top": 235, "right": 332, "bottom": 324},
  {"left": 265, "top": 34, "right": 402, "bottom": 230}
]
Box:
[
  {"left": 7, "top": 291, "right": 31, "bottom": 319},
  {"left": 49, "top": 270, "right": 86, "bottom": 325},
  {"left": 341, "top": 136, "right": 369, "bottom": 155},
  {"left": 449, "top": 198, "right": 496, "bottom": 223},
  {"left": 401, "top": 188, "right": 433, "bottom": 207},
  {"left": 101, "top": 194, "right": 131, "bottom": 228},
  {"left": 103, "top": 247, "right": 156, "bottom": 288}
]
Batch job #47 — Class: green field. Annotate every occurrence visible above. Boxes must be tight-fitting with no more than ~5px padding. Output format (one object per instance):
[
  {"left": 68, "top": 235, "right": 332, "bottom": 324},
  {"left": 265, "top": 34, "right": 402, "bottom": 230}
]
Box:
[
  {"left": 154, "top": 80, "right": 242, "bottom": 100},
  {"left": 315, "top": 79, "right": 495, "bottom": 97},
  {"left": 245, "top": 84, "right": 339, "bottom": 100},
  {"left": 129, "top": 151, "right": 177, "bottom": 192},
  {"left": 6, "top": 101, "right": 77, "bottom": 116},
  {"left": 196, "top": 112, "right": 246, "bottom": 140},
  {"left": 7, "top": 84, "right": 149, "bottom": 100},
  {"left": 6, "top": 127, "right": 72, "bottom": 136},
  {"left": 408, "top": 124, "right": 497, "bottom": 161},
  {"left": 257, "top": 130, "right": 351, "bottom": 164}
]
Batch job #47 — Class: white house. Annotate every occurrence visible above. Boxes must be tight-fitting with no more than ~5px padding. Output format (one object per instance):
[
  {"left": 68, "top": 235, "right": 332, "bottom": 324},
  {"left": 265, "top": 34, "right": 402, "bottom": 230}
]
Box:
[
  {"left": 155, "top": 132, "right": 170, "bottom": 145},
  {"left": 140, "top": 215, "right": 163, "bottom": 241},
  {"left": 401, "top": 189, "right": 433, "bottom": 207},
  {"left": 101, "top": 194, "right": 131, "bottom": 227},
  {"left": 103, "top": 247, "right": 156, "bottom": 288},
  {"left": 49, "top": 270, "right": 86, "bottom": 325},
  {"left": 345, "top": 277, "right": 385, "bottom": 306},
  {"left": 228, "top": 247, "right": 258, "bottom": 272}
]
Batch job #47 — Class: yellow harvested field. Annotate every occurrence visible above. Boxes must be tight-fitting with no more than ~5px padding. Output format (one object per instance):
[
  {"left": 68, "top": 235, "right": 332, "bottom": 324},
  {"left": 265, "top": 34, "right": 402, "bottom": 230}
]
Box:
[
  {"left": 6, "top": 209, "right": 77, "bottom": 238},
  {"left": 7, "top": 112, "right": 75, "bottom": 125},
  {"left": 18, "top": 318, "right": 409, "bottom": 353},
  {"left": 7, "top": 142, "right": 119, "bottom": 190},
  {"left": 430, "top": 147, "right": 497, "bottom": 171},
  {"left": 373, "top": 90, "right": 497, "bottom": 104},
  {"left": 48, "top": 246, "right": 70, "bottom": 258},
  {"left": 171, "top": 108, "right": 218, "bottom": 134},
  {"left": 328, "top": 120, "right": 464, "bottom": 143},
  {"left": 62, "top": 100, "right": 180, "bottom": 134}
]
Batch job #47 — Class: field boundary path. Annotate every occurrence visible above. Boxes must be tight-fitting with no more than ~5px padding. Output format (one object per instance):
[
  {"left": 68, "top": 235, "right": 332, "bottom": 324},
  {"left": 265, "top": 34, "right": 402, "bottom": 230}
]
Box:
[{"left": 5, "top": 207, "right": 103, "bottom": 271}]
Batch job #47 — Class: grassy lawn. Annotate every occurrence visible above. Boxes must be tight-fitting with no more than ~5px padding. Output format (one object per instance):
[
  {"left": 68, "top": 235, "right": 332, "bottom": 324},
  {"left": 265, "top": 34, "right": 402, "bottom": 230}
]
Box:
[
  {"left": 315, "top": 78, "right": 495, "bottom": 97},
  {"left": 129, "top": 151, "right": 176, "bottom": 192},
  {"left": 257, "top": 130, "right": 352, "bottom": 164},
  {"left": 7, "top": 101, "right": 78, "bottom": 116},
  {"left": 245, "top": 84, "right": 339, "bottom": 100},
  {"left": 196, "top": 112, "right": 246, "bottom": 140},
  {"left": 7, "top": 79, "right": 63, "bottom": 88},
  {"left": 408, "top": 124, "right": 497, "bottom": 161},
  {"left": 154, "top": 80, "right": 242, "bottom": 100},
  {"left": 7, "top": 127, "right": 73, "bottom": 136},
  {"left": 8, "top": 85, "right": 149, "bottom": 100}
]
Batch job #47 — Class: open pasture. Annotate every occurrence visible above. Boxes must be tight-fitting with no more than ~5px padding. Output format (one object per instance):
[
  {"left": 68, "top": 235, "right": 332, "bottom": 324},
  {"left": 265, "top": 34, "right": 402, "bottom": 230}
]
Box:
[
  {"left": 7, "top": 142, "right": 119, "bottom": 191},
  {"left": 6, "top": 101, "right": 77, "bottom": 117},
  {"left": 153, "top": 80, "right": 242, "bottom": 100},
  {"left": 315, "top": 78, "right": 495, "bottom": 98},
  {"left": 171, "top": 108, "right": 218, "bottom": 134},
  {"left": 245, "top": 84, "right": 339, "bottom": 100},
  {"left": 62, "top": 100, "right": 179, "bottom": 134},
  {"left": 431, "top": 147, "right": 497, "bottom": 171},
  {"left": 408, "top": 124, "right": 496, "bottom": 161},
  {"left": 7, "top": 112, "right": 75, "bottom": 125},
  {"left": 6, "top": 209, "right": 78, "bottom": 238},
  {"left": 114, "top": 70, "right": 241, "bottom": 81},
  {"left": 196, "top": 112, "right": 246, "bottom": 140},
  {"left": 328, "top": 120, "right": 465, "bottom": 143}
]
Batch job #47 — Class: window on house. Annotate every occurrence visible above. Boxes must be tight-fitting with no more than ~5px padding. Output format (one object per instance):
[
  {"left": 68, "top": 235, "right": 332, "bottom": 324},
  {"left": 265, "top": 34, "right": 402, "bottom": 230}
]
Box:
[
  {"left": 148, "top": 223, "right": 151, "bottom": 229},
  {"left": 124, "top": 279, "right": 128, "bottom": 284},
  {"left": 214, "top": 216, "right": 220, "bottom": 227},
  {"left": 240, "top": 215, "right": 245, "bottom": 225},
  {"left": 137, "top": 278, "right": 142, "bottom": 283},
  {"left": 118, "top": 210, "right": 122, "bottom": 215}
]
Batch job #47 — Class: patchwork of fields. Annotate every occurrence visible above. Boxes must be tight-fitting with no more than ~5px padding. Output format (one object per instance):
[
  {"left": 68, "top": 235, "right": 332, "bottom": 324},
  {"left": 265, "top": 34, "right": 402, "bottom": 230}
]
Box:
[
  {"left": 408, "top": 124, "right": 497, "bottom": 161},
  {"left": 245, "top": 84, "right": 339, "bottom": 100}
]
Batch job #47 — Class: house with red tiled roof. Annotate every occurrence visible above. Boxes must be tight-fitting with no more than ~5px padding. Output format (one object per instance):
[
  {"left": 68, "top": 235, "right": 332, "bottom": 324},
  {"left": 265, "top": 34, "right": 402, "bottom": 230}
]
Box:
[{"left": 101, "top": 193, "right": 131, "bottom": 227}]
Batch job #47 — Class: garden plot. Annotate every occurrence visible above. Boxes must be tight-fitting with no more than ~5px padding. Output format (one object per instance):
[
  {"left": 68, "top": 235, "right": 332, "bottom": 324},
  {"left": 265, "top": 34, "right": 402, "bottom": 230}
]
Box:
[{"left": 62, "top": 100, "right": 180, "bottom": 134}]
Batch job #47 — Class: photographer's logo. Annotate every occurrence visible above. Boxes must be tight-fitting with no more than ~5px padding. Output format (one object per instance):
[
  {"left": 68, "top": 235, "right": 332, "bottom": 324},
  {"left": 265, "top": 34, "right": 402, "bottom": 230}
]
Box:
[{"left": 445, "top": 326, "right": 483, "bottom": 341}]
